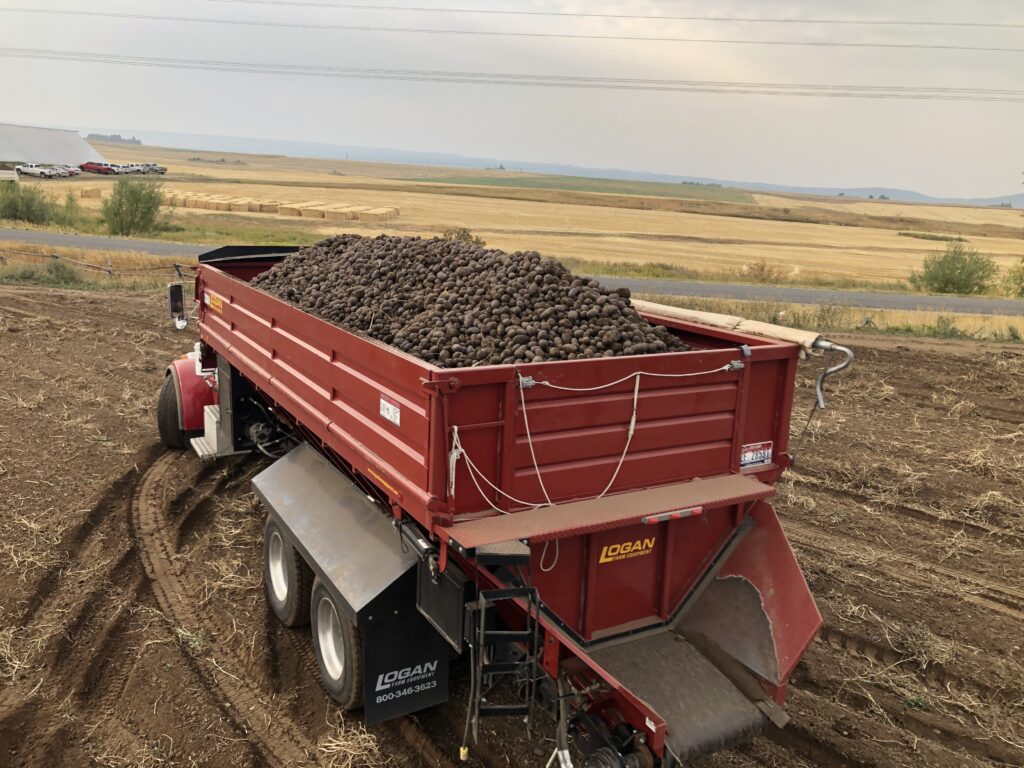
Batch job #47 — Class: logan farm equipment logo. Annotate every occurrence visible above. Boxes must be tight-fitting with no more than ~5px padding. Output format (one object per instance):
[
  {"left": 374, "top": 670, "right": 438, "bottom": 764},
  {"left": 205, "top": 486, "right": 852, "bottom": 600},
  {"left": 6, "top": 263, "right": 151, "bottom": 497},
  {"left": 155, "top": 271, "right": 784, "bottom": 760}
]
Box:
[
  {"left": 599, "top": 537, "right": 656, "bottom": 564},
  {"left": 375, "top": 660, "right": 440, "bottom": 692}
]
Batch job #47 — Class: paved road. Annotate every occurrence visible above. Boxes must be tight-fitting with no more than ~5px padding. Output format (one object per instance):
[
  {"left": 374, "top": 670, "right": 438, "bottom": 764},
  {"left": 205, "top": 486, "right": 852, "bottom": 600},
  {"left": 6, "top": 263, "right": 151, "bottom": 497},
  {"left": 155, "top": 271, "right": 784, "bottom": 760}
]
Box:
[
  {"left": 0, "top": 227, "right": 208, "bottom": 257},
  {"left": 2, "top": 227, "right": 1021, "bottom": 316},
  {"left": 586, "top": 276, "right": 1024, "bottom": 316}
]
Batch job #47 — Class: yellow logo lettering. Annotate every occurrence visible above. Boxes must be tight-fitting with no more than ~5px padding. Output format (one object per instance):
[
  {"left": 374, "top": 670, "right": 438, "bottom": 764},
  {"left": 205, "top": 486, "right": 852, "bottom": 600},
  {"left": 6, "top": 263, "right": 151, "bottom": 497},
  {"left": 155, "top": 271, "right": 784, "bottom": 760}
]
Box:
[{"left": 599, "top": 537, "right": 657, "bottom": 564}]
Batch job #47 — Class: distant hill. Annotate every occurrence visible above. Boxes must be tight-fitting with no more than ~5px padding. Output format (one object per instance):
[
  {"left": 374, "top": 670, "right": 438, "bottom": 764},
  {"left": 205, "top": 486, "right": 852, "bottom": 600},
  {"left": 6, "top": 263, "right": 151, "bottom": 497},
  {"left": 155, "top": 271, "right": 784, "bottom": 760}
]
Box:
[
  {"left": 85, "top": 127, "right": 1023, "bottom": 208},
  {"left": 87, "top": 133, "right": 141, "bottom": 145}
]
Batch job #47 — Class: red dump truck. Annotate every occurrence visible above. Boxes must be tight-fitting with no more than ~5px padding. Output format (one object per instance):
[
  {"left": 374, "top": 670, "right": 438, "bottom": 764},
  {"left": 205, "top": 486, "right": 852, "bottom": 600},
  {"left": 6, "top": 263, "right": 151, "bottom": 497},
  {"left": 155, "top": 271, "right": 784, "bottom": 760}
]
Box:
[{"left": 159, "top": 246, "right": 852, "bottom": 767}]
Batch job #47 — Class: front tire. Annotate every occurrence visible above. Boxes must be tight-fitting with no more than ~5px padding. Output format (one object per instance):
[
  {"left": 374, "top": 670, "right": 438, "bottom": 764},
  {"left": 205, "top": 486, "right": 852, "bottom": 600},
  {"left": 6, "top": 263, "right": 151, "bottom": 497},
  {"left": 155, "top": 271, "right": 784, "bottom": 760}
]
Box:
[
  {"left": 157, "top": 374, "right": 191, "bottom": 449},
  {"left": 310, "top": 577, "right": 363, "bottom": 710}
]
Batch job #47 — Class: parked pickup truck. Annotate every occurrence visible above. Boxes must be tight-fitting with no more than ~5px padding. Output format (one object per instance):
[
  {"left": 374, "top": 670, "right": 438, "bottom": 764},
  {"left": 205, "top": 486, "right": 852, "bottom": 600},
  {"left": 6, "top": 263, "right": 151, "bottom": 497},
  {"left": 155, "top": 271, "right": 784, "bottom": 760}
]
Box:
[
  {"left": 15, "top": 163, "right": 58, "bottom": 178},
  {"left": 81, "top": 162, "right": 116, "bottom": 175}
]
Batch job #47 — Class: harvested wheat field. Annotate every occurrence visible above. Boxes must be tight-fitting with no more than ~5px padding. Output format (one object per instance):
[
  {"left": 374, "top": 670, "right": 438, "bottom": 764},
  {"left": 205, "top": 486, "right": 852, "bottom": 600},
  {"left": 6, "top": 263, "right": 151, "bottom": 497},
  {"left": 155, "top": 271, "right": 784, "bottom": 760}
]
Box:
[
  {"left": 50, "top": 141, "right": 1022, "bottom": 287},
  {"left": 0, "top": 283, "right": 1020, "bottom": 767}
]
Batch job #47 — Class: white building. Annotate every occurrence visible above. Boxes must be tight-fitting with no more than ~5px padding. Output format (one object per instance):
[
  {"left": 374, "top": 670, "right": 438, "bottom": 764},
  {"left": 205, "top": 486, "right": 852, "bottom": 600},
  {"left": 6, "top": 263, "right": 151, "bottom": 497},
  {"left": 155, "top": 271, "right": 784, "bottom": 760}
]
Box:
[{"left": 0, "top": 123, "right": 106, "bottom": 165}]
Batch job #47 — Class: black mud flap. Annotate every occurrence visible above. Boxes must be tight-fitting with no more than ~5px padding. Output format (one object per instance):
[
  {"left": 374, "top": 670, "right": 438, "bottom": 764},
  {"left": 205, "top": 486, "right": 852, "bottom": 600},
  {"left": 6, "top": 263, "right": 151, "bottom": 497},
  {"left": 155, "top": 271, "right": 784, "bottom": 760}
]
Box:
[
  {"left": 252, "top": 443, "right": 450, "bottom": 724},
  {"left": 362, "top": 569, "right": 450, "bottom": 725}
]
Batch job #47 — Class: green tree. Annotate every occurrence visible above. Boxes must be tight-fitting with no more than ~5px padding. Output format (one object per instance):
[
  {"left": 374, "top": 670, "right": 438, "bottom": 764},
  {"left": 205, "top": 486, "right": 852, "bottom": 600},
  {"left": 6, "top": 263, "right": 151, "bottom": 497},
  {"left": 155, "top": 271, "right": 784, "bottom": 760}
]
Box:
[
  {"left": 908, "top": 242, "right": 997, "bottom": 295},
  {"left": 101, "top": 179, "right": 163, "bottom": 235},
  {"left": 1004, "top": 257, "right": 1024, "bottom": 298}
]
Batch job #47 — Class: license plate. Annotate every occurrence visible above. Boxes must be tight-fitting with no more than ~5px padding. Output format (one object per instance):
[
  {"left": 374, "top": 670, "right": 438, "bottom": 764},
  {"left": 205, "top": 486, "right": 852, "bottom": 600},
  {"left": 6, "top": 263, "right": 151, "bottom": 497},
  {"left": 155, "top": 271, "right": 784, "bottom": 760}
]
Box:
[{"left": 740, "top": 441, "right": 773, "bottom": 468}]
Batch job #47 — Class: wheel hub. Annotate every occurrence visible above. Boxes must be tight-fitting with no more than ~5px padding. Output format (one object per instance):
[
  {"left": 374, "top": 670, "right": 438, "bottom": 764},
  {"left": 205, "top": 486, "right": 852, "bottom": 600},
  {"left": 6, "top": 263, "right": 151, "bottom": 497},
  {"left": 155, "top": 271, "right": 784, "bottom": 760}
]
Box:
[
  {"left": 268, "top": 531, "right": 289, "bottom": 603},
  {"left": 317, "top": 596, "right": 346, "bottom": 681}
]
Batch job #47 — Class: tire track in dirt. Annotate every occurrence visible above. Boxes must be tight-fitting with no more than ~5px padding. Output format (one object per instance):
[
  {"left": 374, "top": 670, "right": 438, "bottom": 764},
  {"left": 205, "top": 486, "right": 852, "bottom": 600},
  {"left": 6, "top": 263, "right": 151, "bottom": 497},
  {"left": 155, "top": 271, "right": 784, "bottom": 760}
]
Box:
[
  {"left": 130, "top": 450, "right": 314, "bottom": 767},
  {"left": 783, "top": 517, "right": 1024, "bottom": 622},
  {"left": 0, "top": 450, "right": 159, "bottom": 714},
  {"left": 790, "top": 472, "right": 1023, "bottom": 543}
]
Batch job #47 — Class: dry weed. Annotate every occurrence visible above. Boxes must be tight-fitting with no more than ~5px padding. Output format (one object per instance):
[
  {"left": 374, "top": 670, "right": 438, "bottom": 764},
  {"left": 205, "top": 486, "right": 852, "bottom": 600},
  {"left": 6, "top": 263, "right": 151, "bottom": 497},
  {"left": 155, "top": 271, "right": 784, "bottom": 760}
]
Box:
[
  {"left": 317, "top": 708, "right": 388, "bottom": 768},
  {"left": 0, "top": 625, "right": 30, "bottom": 681},
  {"left": 92, "top": 735, "right": 175, "bottom": 768}
]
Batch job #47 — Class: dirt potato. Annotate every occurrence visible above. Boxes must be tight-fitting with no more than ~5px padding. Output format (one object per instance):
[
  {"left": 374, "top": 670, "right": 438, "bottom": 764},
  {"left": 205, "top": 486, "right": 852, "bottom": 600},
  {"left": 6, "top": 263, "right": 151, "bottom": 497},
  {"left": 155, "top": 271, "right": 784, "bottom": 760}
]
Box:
[{"left": 251, "top": 235, "right": 688, "bottom": 368}]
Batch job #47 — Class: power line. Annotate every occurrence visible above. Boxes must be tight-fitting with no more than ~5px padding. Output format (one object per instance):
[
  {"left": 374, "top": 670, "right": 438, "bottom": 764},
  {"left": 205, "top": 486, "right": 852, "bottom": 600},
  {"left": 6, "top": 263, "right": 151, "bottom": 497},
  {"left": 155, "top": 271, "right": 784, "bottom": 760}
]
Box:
[
  {"left": 202, "top": 0, "right": 1024, "bottom": 30},
  {"left": 5, "top": 8, "right": 1024, "bottom": 53},
  {"left": 1, "top": 47, "right": 1022, "bottom": 102}
]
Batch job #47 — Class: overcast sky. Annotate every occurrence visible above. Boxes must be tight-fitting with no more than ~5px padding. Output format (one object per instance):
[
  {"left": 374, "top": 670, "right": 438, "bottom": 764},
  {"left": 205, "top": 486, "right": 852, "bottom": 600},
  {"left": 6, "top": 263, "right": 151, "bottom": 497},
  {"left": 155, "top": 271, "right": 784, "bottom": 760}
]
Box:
[{"left": 2, "top": 0, "right": 1022, "bottom": 197}]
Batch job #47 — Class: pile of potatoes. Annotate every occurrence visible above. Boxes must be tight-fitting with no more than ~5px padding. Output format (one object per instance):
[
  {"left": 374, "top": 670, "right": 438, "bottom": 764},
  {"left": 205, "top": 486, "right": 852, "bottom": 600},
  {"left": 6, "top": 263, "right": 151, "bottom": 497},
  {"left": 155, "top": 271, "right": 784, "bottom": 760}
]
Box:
[{"left": 251, "top": 235, "right": 687, "bottom": 368}]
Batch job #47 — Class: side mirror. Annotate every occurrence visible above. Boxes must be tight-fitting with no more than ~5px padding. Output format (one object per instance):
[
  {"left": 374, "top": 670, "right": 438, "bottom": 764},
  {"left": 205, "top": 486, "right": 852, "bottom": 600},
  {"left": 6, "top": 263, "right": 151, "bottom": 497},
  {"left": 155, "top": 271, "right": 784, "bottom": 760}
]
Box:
[{"left": 168, "top": 282, "right": 187, "bottom": 330}]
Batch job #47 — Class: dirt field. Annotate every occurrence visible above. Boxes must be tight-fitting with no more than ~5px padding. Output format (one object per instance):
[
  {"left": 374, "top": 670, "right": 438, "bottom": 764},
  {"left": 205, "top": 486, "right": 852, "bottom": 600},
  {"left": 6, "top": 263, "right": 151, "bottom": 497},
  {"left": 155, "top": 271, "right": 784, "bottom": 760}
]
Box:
[{"left": 0, "top": 285, "right": 1022, "bottom": 767}]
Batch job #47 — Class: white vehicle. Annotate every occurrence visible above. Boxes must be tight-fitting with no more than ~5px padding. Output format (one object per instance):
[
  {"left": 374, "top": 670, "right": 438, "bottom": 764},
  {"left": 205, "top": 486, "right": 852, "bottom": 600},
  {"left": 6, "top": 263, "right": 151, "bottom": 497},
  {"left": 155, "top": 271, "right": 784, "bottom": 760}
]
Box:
[
  {"left": 15, "top": 163, "right": 58, "bottom": 178},
  {"left": 111, "top": 164, "right": 131, "bottom": 174}
]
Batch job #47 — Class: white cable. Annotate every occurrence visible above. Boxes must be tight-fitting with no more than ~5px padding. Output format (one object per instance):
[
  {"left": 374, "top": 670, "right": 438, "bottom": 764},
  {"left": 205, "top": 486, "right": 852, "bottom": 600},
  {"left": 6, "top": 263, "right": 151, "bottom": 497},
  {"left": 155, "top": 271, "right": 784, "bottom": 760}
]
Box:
[
  {"left": 451, "top": 426, "right": 541, "bottom": 513},
  {"left": 595, "top": 373, "right": 641, "bottom": 499},
  {"left": 534, "top": 362, "right": 734, "bottom": 392},
  {"left": 518, "top": 376, "right": 554, "bottom": 506}
]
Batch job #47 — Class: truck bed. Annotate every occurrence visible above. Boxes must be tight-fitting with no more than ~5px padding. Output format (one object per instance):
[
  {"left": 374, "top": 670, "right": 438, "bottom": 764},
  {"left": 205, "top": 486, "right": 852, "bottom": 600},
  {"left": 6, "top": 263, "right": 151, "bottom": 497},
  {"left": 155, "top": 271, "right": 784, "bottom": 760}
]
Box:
[{"left": 195, "top": 250, "right": 799, "bottom": 538}]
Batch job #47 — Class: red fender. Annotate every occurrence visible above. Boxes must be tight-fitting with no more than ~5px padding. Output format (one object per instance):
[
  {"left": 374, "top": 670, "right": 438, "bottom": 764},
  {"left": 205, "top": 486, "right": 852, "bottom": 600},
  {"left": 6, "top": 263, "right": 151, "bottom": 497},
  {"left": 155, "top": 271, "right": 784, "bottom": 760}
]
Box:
[{"left": 167, "top": 356, "right": 218, "bottom": 432}]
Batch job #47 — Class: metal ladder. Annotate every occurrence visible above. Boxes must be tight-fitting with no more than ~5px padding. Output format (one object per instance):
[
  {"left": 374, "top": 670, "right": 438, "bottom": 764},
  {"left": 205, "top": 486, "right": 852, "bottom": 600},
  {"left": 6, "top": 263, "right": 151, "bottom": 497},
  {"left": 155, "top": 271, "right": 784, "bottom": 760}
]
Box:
[{"left": 468, "top": 586, "right": 541, "bottom": 741}]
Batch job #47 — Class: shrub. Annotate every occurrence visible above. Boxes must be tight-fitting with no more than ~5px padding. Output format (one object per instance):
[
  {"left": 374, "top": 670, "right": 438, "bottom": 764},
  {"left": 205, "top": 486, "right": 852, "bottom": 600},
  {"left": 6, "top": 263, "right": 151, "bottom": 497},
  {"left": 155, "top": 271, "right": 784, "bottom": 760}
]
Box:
[
  {"left": 1003, "top": 257, "right": 1024, "bottom": 298},
  {"left": 908, "top": 242, "right": 997, "bottom": 295},
  {"left": 0, "top": 184, "right": 59, "bottom": 224},
  {"left": 744, "top": 259, "right": 786, "bottom": 284},
  {"left": 441, "top": 227, "right": 486, "bottom": 247},
  {"left": 101, "top": 179, "right": 164, "bottom": 235}
]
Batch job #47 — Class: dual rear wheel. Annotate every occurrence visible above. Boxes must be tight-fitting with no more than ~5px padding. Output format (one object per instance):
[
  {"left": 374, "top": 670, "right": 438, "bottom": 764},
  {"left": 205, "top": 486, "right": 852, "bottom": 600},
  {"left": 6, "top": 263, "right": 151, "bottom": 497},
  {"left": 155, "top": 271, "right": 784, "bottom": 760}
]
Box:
[{"left": 262, "top": 516, "right": 363, "bottom": 710}]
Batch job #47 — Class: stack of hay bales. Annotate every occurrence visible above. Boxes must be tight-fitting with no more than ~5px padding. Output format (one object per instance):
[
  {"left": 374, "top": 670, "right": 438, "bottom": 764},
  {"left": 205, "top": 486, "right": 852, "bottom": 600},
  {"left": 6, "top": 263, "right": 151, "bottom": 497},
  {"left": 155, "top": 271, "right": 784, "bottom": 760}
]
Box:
[
  {"left": 79, "top": 188, "right": 103, "bottom": 199},
  {"left": 323, "top": 205, "right": 368, "bottom": 221},
  {"left": 356, "top": 207, "right": 401, "bottom": 223},
  {"left": 156, "top": 193, "right": 401, "bottom": 222}
]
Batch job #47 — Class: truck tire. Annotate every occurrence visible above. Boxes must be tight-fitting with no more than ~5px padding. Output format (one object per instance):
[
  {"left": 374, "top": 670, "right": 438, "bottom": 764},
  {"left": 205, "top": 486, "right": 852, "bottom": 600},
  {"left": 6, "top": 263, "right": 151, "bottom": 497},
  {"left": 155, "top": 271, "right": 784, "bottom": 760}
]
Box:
[
  {"left": 263, "top": 516, "right": 312, "bottom": 627},
  {"left": 310, "top": 577, "right": 363, "bottom": 710},
  {"left": 157, "top": 374, "right": 191, "bottom": 449}
]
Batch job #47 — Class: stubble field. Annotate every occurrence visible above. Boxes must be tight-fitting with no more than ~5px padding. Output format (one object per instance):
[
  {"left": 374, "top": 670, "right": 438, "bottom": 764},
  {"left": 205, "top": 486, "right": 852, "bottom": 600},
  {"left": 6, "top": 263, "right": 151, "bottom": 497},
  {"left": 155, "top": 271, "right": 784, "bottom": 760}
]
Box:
[
  {"left": 0, "top": 284, "right": 1020, "bottom": 767},
  {"left": 44, "top": 141, "right": 1024, "bottom": 287}
]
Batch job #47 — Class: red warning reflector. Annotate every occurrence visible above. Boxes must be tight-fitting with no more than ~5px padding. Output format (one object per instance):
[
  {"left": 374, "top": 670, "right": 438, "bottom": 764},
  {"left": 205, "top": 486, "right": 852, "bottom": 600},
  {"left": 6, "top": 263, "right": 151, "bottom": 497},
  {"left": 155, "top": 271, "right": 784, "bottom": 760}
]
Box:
[{"left": 641, "top": 506, "right": 703, "bottom": 524}]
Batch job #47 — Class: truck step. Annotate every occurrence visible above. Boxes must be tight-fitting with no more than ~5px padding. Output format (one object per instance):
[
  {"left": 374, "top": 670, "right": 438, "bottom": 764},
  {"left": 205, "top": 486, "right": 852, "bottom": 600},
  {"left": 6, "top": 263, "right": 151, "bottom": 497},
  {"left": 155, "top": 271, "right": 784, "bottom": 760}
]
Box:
[
  {"left": 482, "top": 629, "right": 533, "bottom": 643},
  {"left": 475, "top": 540, "right": 531, "bottom": 566},
  {"left": 478, "top": 703, "right": 530, "bottom": 718},
  {"left": 190, "top": 434, "right": 219, "bottom": 461}
]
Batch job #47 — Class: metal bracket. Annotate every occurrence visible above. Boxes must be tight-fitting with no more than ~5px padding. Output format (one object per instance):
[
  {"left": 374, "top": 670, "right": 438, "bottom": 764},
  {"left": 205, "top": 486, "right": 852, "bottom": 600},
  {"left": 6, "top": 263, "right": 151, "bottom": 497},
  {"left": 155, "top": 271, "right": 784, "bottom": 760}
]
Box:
[
  {"left": 518, "top": 374, "right": 538, "bottom": 389},
  {"left": 422, "top": 377, "right": 461, "bottom": 394},
  {"left": 727, "top": 359, "right": 746, "bottom": 372},
  {"left": 811, "top": 339, "right": 855, "bottom": 410}
]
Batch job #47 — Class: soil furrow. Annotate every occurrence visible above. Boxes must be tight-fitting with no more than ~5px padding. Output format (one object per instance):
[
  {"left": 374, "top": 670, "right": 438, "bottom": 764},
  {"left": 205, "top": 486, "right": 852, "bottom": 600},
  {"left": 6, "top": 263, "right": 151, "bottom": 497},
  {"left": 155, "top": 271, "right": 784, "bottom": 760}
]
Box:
[{"left": 129, "top": 450, "right": 314, "bottom": 767}]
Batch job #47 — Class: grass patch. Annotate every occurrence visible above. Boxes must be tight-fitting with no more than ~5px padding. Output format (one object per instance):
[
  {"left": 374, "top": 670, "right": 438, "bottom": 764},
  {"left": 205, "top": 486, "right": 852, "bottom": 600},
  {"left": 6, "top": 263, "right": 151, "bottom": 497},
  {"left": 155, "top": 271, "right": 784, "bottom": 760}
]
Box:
[
  {"left": 560, "top": 256, "right": 911, "bottom": 292},
  {"left": 0, "top": 242, "right": 194, "bottom": 291},
  {"left": 899, "top": 232, "right": 967, "bottom": 243},
  {"left": 408, "top": 174, "right": 755, "bottom": 204}
]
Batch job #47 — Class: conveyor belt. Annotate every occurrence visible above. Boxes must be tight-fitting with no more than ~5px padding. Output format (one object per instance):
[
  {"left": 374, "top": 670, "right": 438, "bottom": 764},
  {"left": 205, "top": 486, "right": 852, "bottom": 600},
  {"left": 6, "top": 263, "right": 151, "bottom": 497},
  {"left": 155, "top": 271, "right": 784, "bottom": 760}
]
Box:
[{"left": 591, "top": 632, "right": 765, "bottom": 761}]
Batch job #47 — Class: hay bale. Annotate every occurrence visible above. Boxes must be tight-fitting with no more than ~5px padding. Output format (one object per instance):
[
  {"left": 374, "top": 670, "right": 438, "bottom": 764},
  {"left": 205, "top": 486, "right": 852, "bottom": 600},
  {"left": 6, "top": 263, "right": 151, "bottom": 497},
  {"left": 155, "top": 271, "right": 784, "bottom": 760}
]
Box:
[
  {"left": 357, "top": 208, "right": 391, "bottom": 223},
  {"left": 184, "top": 196, "right": 202, "bottom": 208},
  {"left": 213, "top": 199, "right": 233, "bottom": 211},
  {"left": 323, "top": 207, "right": 357, "bottom": 221},
  {"left": 230, "top": 199, "right": 253, "bottom": 212},
  {"left": 300, "top": 205, "right": 326, "bottom": 219},
  {"left": 259, "top": 202, "right": 280, "bottom": 213},
  {"left": 79, "top": 187, "right": 103, "bottom": 200},
  {"left": 279, "top": 204, "right": 303, "bottom": 216}
]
